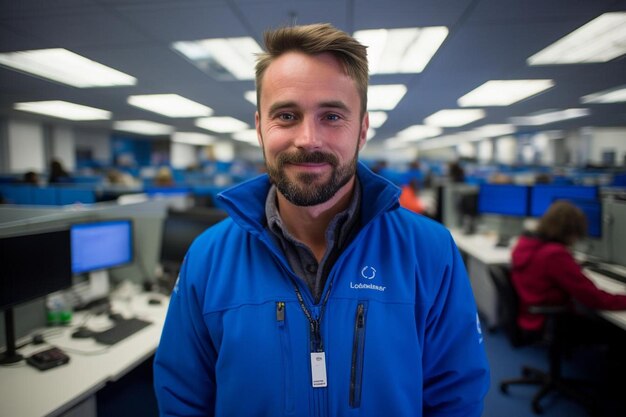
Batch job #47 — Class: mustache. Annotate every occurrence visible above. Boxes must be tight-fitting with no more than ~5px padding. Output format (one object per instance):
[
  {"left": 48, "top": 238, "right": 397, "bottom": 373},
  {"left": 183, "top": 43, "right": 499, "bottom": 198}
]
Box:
[{"left": 277, "top": 151, "right": 338, "bottom": 167}]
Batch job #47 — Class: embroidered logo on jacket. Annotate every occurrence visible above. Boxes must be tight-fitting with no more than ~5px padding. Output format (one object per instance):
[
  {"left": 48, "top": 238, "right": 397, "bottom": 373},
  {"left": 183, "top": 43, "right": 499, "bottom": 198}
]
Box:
[{"left": 350, "top": 265, "right": 386, "bottom": 292}]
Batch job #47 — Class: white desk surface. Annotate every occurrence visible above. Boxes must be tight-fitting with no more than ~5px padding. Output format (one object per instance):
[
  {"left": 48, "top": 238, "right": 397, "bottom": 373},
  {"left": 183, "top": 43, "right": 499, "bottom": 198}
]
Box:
[
  {"left": 450, "top": 229, "right": 513, "bottom": 266},
  {"left": 0, "top": 292, "right": 169, "bottom": 417},
  {"left": 450, "top": 228, "right": 626, "bottom": 331}
]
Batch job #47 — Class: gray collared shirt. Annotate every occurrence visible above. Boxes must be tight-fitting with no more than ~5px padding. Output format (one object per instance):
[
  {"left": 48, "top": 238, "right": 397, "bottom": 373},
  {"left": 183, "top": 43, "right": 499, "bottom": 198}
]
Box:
[{"left": 265, "top": 179, "right": 361, "bottom": 303}]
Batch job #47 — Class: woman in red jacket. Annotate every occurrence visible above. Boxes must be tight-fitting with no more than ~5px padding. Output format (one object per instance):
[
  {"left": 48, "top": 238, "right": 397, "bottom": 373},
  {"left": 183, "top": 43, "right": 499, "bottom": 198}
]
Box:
[{"left": 511, "top": 200, "right": 626, "bottom": 336}]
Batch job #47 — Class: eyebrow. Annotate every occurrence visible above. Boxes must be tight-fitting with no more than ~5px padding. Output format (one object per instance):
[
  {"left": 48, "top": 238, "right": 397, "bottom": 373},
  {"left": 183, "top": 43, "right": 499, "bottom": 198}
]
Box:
[{"left": 267, "top": 100, "right": 352, "bottom": 116}]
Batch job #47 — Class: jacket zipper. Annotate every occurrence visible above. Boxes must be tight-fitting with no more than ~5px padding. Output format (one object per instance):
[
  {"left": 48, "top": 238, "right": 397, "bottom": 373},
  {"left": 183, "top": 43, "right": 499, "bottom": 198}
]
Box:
[
  {"left": 350, "top": 302, "right": 367, "bottom": 408},
  {"left": 277, "top": 301, "right": 295, "bottom": 414}
]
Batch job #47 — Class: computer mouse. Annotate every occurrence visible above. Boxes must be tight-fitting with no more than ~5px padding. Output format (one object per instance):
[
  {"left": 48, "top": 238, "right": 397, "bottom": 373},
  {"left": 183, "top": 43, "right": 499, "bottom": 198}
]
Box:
[
  {"left": 71, "top": 327, "right": 95, "bottom": 339},
  {"left": 108, "top": 312, "right": 124, "bottom": 322},
  {"left": 32, "top": 334, "right": 45, "bottom": 345}
]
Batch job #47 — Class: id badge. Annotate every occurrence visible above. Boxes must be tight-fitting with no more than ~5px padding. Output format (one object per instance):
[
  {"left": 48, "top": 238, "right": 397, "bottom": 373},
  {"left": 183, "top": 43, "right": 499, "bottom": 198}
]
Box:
[{"left": 310, "top": 351, "right": 327, "bottom": 388}]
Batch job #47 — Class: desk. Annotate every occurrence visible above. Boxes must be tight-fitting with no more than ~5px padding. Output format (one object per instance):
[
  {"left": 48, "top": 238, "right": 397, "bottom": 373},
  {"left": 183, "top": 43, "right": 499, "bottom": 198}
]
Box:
[
  {"left": 585, "top": 268, "right": 626, "bottom": 330},
  {"left": 450, "top": 228, "right": 626, "bottom": 332},
  {"left": 0, "top": 292, "right": 168, "bottom": 417},
  {"left": 451, "top": 229, "right": 513, "bottom": 329}
]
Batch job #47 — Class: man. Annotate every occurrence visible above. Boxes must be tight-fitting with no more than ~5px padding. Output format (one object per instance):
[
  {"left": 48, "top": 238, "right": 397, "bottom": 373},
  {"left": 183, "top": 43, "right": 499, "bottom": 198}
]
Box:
[{"left": 154, "top": 23, "right": 489, "bottom": 416}]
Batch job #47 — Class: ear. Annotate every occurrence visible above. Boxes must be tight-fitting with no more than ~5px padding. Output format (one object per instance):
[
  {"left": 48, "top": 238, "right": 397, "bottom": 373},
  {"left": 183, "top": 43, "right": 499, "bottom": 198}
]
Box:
[
  {"left": 358, "top": 112, "right": 369, "bottom": 150},
  {"left": 255, "top": 111, "right": 263, "bottom": 147}
]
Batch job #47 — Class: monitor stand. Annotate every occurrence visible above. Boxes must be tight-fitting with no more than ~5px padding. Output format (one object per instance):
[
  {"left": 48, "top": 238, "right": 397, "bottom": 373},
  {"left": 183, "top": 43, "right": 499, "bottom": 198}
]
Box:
[{"left": 0, "top": 308, "right": 23, "bottom": 364}]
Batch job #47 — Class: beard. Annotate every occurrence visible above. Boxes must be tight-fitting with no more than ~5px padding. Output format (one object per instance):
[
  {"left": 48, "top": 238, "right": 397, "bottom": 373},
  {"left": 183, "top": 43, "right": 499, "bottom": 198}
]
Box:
[{"left": 264, "top": 146, "right": 359, "bottom": 207}]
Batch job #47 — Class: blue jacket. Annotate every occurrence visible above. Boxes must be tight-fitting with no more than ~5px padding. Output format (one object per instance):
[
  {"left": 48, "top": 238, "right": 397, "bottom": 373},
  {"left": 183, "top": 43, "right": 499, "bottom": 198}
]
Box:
[{"left": 154, "top": 163, "right": 490, "bottom": 416}]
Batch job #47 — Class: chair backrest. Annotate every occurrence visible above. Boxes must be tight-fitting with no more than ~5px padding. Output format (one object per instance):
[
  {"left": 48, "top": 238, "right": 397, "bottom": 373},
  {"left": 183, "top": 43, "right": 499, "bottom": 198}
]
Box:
[{"left": 488, "top": 264, "right": 525, "bottom": 347}]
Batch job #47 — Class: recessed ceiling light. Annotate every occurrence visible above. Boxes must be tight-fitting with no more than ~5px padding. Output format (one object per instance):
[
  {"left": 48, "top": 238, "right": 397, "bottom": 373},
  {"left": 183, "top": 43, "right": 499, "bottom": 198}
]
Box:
[
  {"left": 368, "top": 111, "right": 387, "bottom": 128},
  {"left": 244, "top": 90, "right": 257, "bottom": 105},
  {"left": 195, "top": 116, "right": 249, "bottom": 133},
  {"left": 458, "top": 80, "right": 554, "bottom": 107},
  {"left": 14, "top": 101, "right": 111, "bottom": 121},
  {"left": 231, "top": 129, "right": 260, "bottom": 145},
  {"left": 509, "top": 108, "right": 590, "bottom": 126},
  {"left": 367, "top": 85, "right": 407, "bottom": 110},
  {"left": 113, "top": 120, "right": 174, "bottom": 136},
  {"left": 354, "top": 27, "right": 448, "bottom": 74},
  {"left": 468, "top": 124, "right": 517, "bottom": 139},
  {"left": 424, "top": 109, "right": 486, "bottom": 127},
  {"left": 172, "top": 132, "right": 216, "bottom": 146},
  {"left": 581, "top": 85, "right": 626, "bottom": 103},
  {"left": 128, "top": 94, "right": 213, "bottom": 118},
  {"left": 527, "top": 12, "right": 626, "bottom": 65},
  {"left": 173, "top": 37, "right": 263, "bottom": 80},
  {"left": 0, "top": 48, "right": 136, "bottom": 87},
  {"left": 396, "top": 125, "right": 443, "bottom": 141}
]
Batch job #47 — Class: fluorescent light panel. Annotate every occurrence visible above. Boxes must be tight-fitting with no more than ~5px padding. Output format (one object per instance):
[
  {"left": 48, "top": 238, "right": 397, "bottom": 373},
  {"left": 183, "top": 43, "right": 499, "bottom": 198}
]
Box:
[
  {"left": 458, "top": 80, "right": 554, "bottom": 107},
  {"left": 368, "top": 111, "right": 387, "bottom": 128},
  {"left": 0, "top": 48, "right": 136, "bottom": 87},
  {"left": 128, "top": 94, "right": 213, "bottom": 118},
  {"left": 14, "top": 101, "right": 111, "bottom": 121},
  {"left": 173, "top": 37, "right": 263, "bottom": 80},
  {"left": 354, "top": 27, "right": 448, "bottom": 74},
  {"left": 528, "top": 12, "right": 626, "bottom": 65},
  {"left": 396, "top": 125, "right": 442, "bottom": 141},
  {"left": 172, "top": 132, "right": 216, "bottom": 146},
  {"left": 113, "top": 120, "right": 174, "bottom": 136},
  {"left": 424, "top": 109, "right": 486, "bottom": 127},
  {"left": 509, "top": 108, "right": 590, "bottom": 126},
  {"left": 231, "top": 129, "right": 260, "bottom": 145},
  {"left": 196, "top": 116, "right": 249, "bottom": 133},
  {"left": 367, "top": 85, "right": 407, "bottom": 110},
  {"left": 244, "top": 90, "right": 257, "bottom": 105},
  {"left": 581, "top": 85, "right": 626, "bottom": 103}
]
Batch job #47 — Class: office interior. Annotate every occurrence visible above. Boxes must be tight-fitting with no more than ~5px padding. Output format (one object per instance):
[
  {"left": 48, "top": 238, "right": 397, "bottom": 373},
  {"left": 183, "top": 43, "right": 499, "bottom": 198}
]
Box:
[{"left": 1, "top": 1, "right": 626, "bottom": 416}]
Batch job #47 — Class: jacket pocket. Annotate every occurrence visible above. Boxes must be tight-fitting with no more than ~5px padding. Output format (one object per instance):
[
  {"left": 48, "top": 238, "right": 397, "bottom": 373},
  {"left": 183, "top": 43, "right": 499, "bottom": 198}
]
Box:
[
  {"left": 349, "top": 301, "right": 368, "bottom": 408},
  {"left": 277, "top": 301, "right": 295, "bottom": 414}
]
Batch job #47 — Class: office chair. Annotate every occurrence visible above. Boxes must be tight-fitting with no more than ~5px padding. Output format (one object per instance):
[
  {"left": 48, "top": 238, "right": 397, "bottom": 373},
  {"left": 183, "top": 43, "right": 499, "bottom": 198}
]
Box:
[{"left": 489, "top": 265, "right": 595, "bottom": 415}]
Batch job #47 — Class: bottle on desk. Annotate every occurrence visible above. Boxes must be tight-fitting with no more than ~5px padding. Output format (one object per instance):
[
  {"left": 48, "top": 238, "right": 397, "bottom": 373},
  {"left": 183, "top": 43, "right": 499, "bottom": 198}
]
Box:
[{"left": 46, "top": 292, "right": 73, "bottom": 326}]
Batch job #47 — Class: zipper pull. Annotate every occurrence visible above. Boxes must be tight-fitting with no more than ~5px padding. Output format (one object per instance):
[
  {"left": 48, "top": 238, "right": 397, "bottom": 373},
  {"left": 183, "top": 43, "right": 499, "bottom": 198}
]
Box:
[
  {"left": 276, "top": 301, "right": 285, "bottom": 322},
  {"left": 356, "top": 304, "right": 364, "bottom": 328}
]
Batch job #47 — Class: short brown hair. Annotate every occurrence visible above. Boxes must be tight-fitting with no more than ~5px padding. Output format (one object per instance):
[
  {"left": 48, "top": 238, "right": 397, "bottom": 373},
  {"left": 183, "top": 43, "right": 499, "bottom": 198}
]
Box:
[
  {"left": 255, "top": 23, "right": 369, "bottom": 117},
  {"left": 536, "top": 200, "right": 587, "bottom": 245}
]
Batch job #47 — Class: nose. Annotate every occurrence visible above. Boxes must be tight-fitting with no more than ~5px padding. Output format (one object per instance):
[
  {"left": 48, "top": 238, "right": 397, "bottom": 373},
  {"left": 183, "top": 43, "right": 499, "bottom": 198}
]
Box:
[{"left": 293, "top": 116, "right": 322, "bottom": 150}]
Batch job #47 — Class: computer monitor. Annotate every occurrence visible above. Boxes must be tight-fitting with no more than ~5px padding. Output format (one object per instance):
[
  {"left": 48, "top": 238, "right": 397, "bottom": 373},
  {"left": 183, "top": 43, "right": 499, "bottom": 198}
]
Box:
[
  {"left": 553, "top": 198, "right": 602, "bottom": 239},
  {"left": 478, "top": 184, "right": 530, "bottom": 217},
  {"left": 0, "top": 229, "right": 72, "bottom": 363},
  {"left": 159, "top": 208, "right": 228, "bottom": 289},
  {"left": 70, "top": 219, "right": 133, "bottom": 306},
  {"left": 530, "top": 185, "right": 598, "bottom": 218},
  {"left": 71, "top": 219, "right": 133, "bottom": 275}
]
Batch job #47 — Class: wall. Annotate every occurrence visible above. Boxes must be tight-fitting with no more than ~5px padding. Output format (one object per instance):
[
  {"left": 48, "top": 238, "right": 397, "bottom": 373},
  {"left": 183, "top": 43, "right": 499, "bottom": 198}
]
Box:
[
  {"left": 50, "top": 125, "right": 76, "bottom": 171},
  {"left": 7, "top": 119, "right": 45, "bottom": 173},
  {"left": 586, "top": 127, "right": 626, "bottom": 166}
]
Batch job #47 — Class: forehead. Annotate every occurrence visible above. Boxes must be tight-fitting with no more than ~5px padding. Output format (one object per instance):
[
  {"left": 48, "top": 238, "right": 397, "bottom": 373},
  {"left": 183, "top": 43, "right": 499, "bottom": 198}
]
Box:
[{"left": 260, "top": 51, "right": 359, "bottom": 109}]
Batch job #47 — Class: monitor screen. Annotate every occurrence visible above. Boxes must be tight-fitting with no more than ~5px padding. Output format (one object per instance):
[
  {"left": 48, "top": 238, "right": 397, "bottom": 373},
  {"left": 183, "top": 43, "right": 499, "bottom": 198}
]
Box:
[
  {"left": 71, "top": 219, "right": 133, "bottom": 275},
  {"left": 160, "top": 208, "right": 228, "bottom": 266},
  {"left": 554, "top": 198, "right": 602, "bottom": 238},
  {"left": 478, "top": 184, "right": 529, "bottom": 217},
  {"left": 530, "top": 185, "right": 598, "bottom": 217},
  {"left": 0, "top": 229, "right": 72, "bottom": 310}
]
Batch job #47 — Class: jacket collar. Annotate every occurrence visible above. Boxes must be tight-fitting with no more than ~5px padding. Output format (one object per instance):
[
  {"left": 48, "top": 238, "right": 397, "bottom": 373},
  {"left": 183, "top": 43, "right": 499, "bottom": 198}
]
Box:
[{"left": 216, "top": 161, "right": 401, "bottom": 236}]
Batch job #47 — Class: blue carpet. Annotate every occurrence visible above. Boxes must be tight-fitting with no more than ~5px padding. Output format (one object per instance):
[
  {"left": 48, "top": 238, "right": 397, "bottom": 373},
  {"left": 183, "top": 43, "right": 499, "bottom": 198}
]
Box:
[{"left": 482, "top": 328, "right": 625, "bottom": 417}]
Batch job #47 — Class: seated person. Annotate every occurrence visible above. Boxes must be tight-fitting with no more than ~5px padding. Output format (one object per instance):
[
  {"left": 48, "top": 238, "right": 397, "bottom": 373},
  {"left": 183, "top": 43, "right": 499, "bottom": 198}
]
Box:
[
  {"left": 398, "top": 178, "right": 425, "bottom": 214},
  {"left": 511, "top": 200, "right": 626, "bottom": 338}
]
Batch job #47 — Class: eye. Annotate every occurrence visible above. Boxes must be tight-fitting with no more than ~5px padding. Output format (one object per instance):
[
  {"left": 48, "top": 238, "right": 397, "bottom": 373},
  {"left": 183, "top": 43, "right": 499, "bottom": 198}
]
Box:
[
  {"left": 324, "top": 113, "right": 341, "bottom": 121},
  {"left": 278, "top": 113, "right": 296, "bottom": 121}
]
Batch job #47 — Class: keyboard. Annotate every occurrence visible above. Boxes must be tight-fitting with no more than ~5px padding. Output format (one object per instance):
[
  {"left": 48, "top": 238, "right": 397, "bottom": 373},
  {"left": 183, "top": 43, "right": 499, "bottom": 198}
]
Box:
[
  {"left": 587, "top": 266, "right": 626, "bottom": 285},
  {"left": 94, "top": 318, "right": 152, "bottom": 345}
]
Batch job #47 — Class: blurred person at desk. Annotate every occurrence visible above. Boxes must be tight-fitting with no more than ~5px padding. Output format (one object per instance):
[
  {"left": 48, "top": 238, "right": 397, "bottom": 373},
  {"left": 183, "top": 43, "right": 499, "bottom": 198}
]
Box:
[
  {"left": 511, "top": 201, "right": 626, "bottom": 337},
  {"left": 154, "top": 23, "right": 489, "bottom": 417}
]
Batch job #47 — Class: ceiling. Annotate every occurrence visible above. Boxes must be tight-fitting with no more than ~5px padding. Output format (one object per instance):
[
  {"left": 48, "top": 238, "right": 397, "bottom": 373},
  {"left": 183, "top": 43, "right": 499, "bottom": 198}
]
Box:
[{"left": 1, "top": 0, "right": 626, "bottom": 150}]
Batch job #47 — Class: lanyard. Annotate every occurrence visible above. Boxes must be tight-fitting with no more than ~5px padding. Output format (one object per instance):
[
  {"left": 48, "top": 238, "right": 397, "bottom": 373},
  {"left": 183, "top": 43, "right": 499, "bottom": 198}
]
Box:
[{"left": 290, "top": 279, "right": 334, "bottom": 352}]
